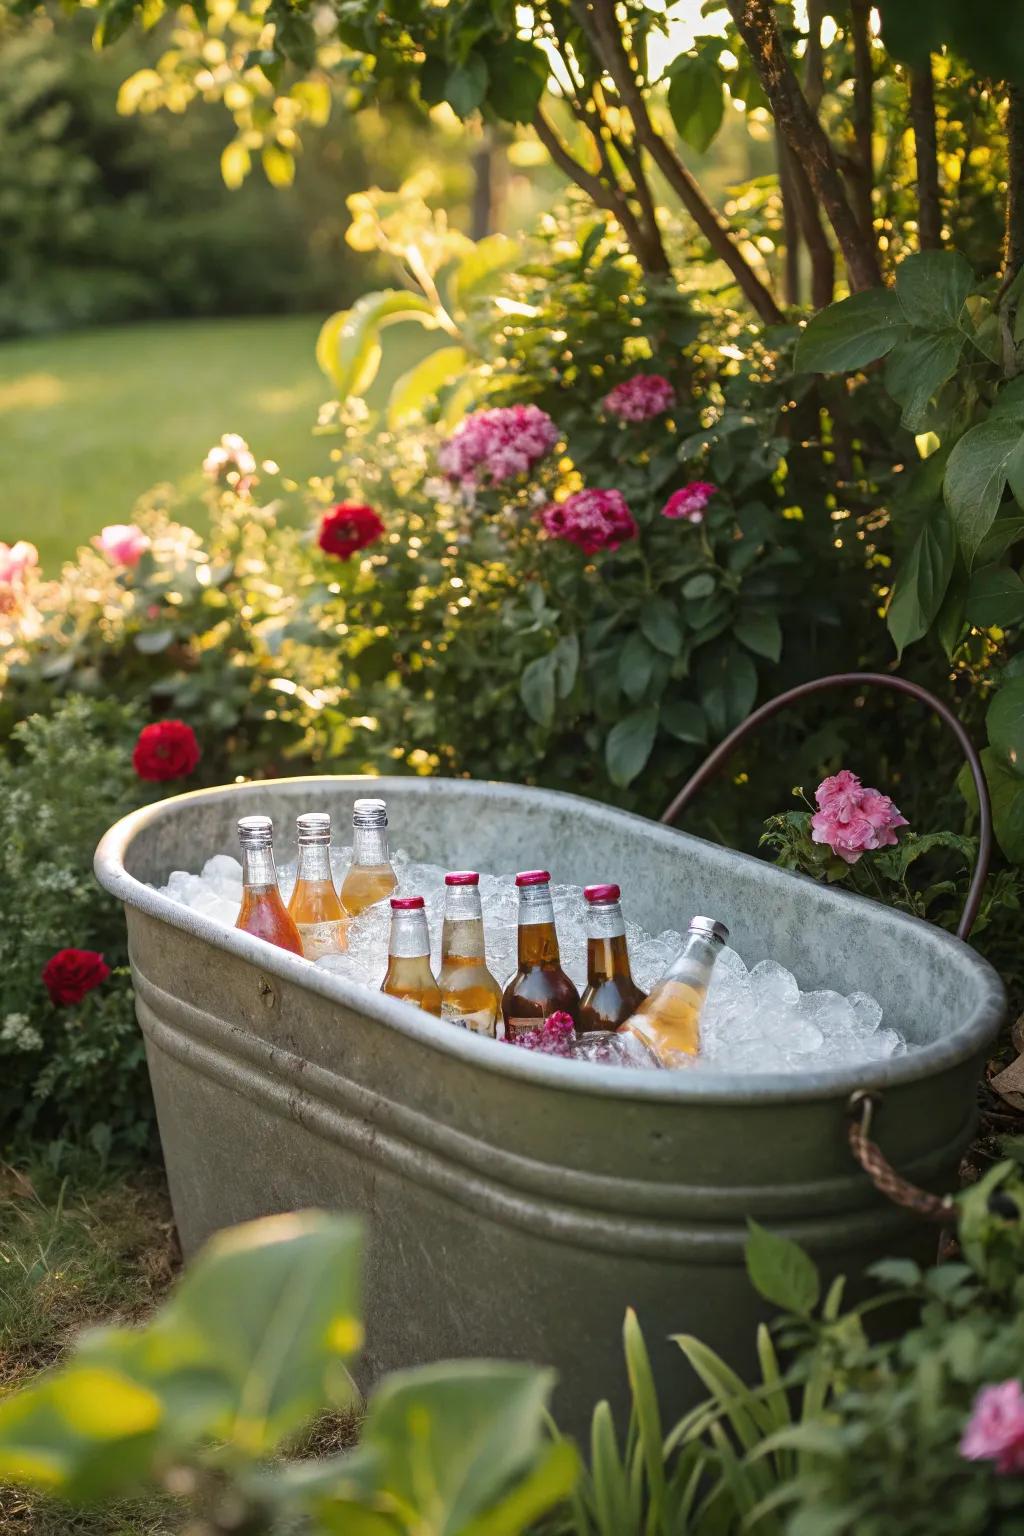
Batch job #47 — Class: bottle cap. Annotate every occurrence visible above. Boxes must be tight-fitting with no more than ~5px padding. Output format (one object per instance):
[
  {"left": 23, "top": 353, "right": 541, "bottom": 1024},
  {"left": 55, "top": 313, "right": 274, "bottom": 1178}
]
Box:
[
  {"left": 445, "top": 871, "right": 479, "bottom": 886},
  {"left": 391, "top": 895, "right": 424, "bottom": 910},
  {"left": 584, "top": 883, "right": 620, "bottom": 903},
  {"left": 353, "top": 797, "right": 388, "bottom": 828},
  {"left": 296, "top": 811, "right": 331, "bottom": 844},
  {"left": 515, "top": 870, "right": 551, "bottom": 887},
  {"left": 689, "top": 915, "right": 729, "bottom": 944},
  {"left": 237, "top": 815, "right": 273, "bottom": 847}
]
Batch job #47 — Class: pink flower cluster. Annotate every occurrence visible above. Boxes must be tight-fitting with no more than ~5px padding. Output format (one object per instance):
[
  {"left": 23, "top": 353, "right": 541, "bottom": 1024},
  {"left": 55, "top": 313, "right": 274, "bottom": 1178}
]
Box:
[
  {"left": 662, "top": 482, "right": 717, "bottom": 523},
  {"left": 961, "top": 1380, "right": 1024, "bottom": 1475},
  {"left": 0, "top": 540, "right": 39, "bottom": 613},
  {"left": 810, "top": 769, "right": 908, "bottom": 865},
  {"left": 603, "top": 373, "right": 675, "bottom": 423},
  {"left": 93, "top": 524, "right": 149, "bottom": 568},
  {"left": 507, "top": 1011, "right": 576, "bottom": 1057},
  {"left": 438, "top": 405, "right": 559, "bottom": 487},
  {"left": 540, "top": 489, "right": 638, "bottom": 556}
]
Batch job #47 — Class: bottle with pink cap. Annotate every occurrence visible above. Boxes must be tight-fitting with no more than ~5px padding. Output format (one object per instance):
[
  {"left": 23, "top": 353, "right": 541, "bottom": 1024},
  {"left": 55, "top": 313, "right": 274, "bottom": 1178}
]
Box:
[
  {"left": 438, "top": 872, "right": 502, "bottom": 1037},
  {"left": 380, "top": 896, "right": 441, "bottom": 1017},
  {"left": 578, "top": 883, "right": 645, "bottom": 1031},
  {"left": 500, "top": 870, "right": 580, "bottom": 1041}
]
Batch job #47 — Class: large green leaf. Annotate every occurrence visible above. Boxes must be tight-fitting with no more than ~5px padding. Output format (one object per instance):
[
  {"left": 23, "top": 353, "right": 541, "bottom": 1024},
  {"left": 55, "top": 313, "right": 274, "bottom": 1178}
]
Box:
[
  {"left": 317, "top": 291, "right": 438, "bottom": 400},
  {"left": 734, "top": 610, "right": 782, "bottom": 662},
  {"left": 964, "top": 564, "right": 1024, "bottom": 628},
  {"left": 960, "top": 748, "right": 1024, "bottom": 863},
  {"left": 662, "top": 699, "right": 708, "bottom": 744},
  {"left": 445, "top": 54, "right": 489, "bottom": 116},
  {"left": 894, "top": 249, "right": 975, "bottom": 330},
  {"left": 519, "top": 653, "right": 557, "bottom": 728},
  {"left": 482, "top": 39, "right": 549, "bottom": 124},
  {"left": 639, "top": 596, "right": 683, "bottom": 657},
  {"left": 388, "top": 346, "right": 469, "bottom": 429},
  {"left": 745, "top": 1221, "right": 820, "bottom": 1316},
  {"left": 883, "top": 330, "right": 963, "bottom": 432},
  {"left": 450, "top": 235, "right": 521, "bottom": 308},
  {"left": 667, "top": 55, "right": 725, "bottom": 154},
  {"left": 943, "top": 415, "right": 1024, "bottom": 564},
  {"left": 696, "top": 645, "right": 758, "bottom": 738},
  {"left": 617, "top": 630, "right": 656, "bottom": 702},
  {"left": 988, "top": 677, "right": 1024, "bottom": 772},
  {"left": 886, "top": 503, "right": 956, "bottom": 657},
  {"left": 794, "top": 288, "right": 907, "bottom": 374},
  {"left": 605, "top": 707, "right": 659, "bottom": 787}
]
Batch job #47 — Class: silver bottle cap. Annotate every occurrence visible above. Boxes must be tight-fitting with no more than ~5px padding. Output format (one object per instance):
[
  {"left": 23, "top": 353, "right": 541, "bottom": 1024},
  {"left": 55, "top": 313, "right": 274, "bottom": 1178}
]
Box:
[
  {"left": 296, "top": 811, "right": 331, "bottom": 845},
  {"left": 352, "top": 797, "right": 388, "bottom": 828},
  {"left": 689, "top": 915, "right": 729, "bottom": 944},
  {"left": 238, "top": 815, "right": 273, "bottom": 848}
]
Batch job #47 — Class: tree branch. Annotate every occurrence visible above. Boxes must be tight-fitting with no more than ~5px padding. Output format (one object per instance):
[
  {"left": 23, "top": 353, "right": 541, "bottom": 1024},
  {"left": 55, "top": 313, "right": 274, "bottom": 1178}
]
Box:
[
  {"left": 789, "top": 150, "right": 835, "bottom": 308},
  {"left": 725, "top": 0, "right": 882, "bottom": 292},
  {"left": 848, "top": 0, "right": 875, "bottom": 247},
  {"left": 909, "top": 59, "right": 941, "bottom": 250},
  {"left": 578, "top": 0, "right": 784, "bottom": 325},
  {"left": 776, "top": 134, "right": 801, "bottom": 305},
  {"left": 1005, "top": 84, "right": 1024, "bottom": 282}
]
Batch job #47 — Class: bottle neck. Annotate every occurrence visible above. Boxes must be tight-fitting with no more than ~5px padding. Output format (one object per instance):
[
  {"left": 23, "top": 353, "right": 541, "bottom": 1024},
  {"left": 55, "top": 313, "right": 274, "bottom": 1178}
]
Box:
[
  {"left": 585, "top": 899, "right": 625, "bottom": 941},
  {"left": 240, "top": 844, "right": 279, "bottom": 891},
  {"left": 664, "top": 931, "right": 723, "bottom": 990},
  {"left": 352, "top": 824, "right": 390, "bottom": 866},
  {"left": 389, "top": 910, "right": 430, "bottom": 959},
  {"left": 517, "top": 886, "right": 560, "bottom": 965},
  {"left": 296, "top": 842, "right": 334, "bottom": 884},
  {"left": 442, "top": 887, "right": 485, "bottom": 960}
]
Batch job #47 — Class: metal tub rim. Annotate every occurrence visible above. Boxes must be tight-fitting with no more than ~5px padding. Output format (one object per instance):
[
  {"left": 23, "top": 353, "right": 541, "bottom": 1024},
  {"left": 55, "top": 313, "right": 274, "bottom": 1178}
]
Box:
[{"left": 95, "top": 774, "right": 1006, "bottom": 1106}]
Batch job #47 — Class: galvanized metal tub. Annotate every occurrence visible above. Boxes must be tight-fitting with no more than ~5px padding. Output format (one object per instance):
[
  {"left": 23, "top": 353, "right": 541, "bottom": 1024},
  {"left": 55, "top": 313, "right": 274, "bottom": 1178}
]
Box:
[{"left": 95, "top": 775, "right": 1004, "bottom": 1435}]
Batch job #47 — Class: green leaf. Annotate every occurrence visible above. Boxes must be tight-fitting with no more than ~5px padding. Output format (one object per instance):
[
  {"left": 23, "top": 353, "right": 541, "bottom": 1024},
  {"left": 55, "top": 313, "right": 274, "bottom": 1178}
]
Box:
[
  {"left": 261, "top": 143, "right": 295, "bottom": 188},
  {"left": 886, "top": 503, "right": 956, "bottom": 657},
  {"left": 622, "top": 1311, "right": 666, "bottom": 1521},
  {"left": 482, "top": 39, "right": 549, "bottom": 123},
  {"left": 388, "top": 346, "right": 469, "bottom": 429},
  {"left": 988, "top": 677, "right": 1024, "bottom": 772},
  {"left": 605, "top": 707, "right": 659, "bottom": 787},
  {"left": 618, "top": 630, "right": 656, "bottom": 702},
  {"left": 639, "top": 596, "right": 683, "bottom": 656},
  {"left": 667, "top": 55, "right": 725, "bottom": 153},
  {"left": 960, "top": 748, "right": 1024, "bottom": 862},
  {"left": 734, "top": 610, "right": 782, "bottom": 662},
  {"left": 450, "top": 235, "right": 521, "bottom": 307},
  {"left": 519, "top": 653, "right": 557, "bottom": 728},
  {"left": 317, "top": 291, "right": 438, "bottom": 400},
  {"left": 220, "top": 140, "right": 251, "bottom": 190},
  {"left": 794, "top": 288, "right": 907, "bottom": 374},
  {"left": 553, "top": 633, "right": 580, "bottom": 698},
  {"left": 867, "top": 1258, "right": 922, "bottom": 1288},
  {"left": 133, "top": 629, "right": 175, "bottom": 655},
  {"left": 696, "top": 645, "right": 757, "bottom": 737},
  {"left": 976, "top": 514, "right": 1024, "bottom": 566},
  {"left": 445, "top": 54, "right": 489, "bottom": 116},
  {"left": 682, "top": 572, "right": 716, "bottom": 600},
  {"left": 662, "top": 699, "right": 708, "bottom": 744},
  {"left": 745, "top": 1221, "right": 820, "bottom": 1315},
  {"left": 944, "top": 415, "right": 1024, "bottom": 564},
  {"left": 894, "top": 248, "right": 975, "bottom": 330},
  {"left": 883, "top": 330, "right": 963, "bottom": 432},
  {"left": 964, "top": 564, "right": 1024, "bottom": 628}
]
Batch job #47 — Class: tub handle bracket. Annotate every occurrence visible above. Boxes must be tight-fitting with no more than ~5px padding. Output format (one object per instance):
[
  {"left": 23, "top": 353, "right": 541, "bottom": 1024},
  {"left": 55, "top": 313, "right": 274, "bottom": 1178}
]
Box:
[{"left": 846, "top": 1091, "right": 954, "bottom": 1224}]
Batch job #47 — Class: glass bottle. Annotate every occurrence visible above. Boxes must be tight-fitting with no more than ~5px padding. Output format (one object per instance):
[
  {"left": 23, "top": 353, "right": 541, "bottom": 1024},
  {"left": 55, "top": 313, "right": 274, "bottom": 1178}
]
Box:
[
  {"left": 340, "top": 797, "right": 398, "bottom": 917},
  {"left": 618, "top": 916, "right": 729, "bottom": 1065},
  {"left": 438, "top": 872, "right": 502, "bottom": 1037},
  {"left": 235, "top": 815, "right": 303, "bottom": 955},
  {"left": 578, "top": 883, "right": 645, "bottom": 1031},
  {"left": 501, "top": 870, "right": 581, "bottom": 1042},
  {"left": 381, "top": 896, "right": 442, "bottom": 1016},
  {"left": 287, "top": 811, "right": 346, "bottom": 960}
]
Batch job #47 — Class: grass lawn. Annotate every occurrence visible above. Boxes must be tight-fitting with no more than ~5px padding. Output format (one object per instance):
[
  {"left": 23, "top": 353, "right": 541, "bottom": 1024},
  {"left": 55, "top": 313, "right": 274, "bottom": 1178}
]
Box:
[{"left": 0, "top": 315, "right": 435, "bottom": 571}]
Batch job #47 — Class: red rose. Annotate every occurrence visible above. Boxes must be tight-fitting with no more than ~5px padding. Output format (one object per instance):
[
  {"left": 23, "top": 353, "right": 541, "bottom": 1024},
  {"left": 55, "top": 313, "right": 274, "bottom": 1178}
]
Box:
[
  {"left": 42, "top": 949, "right": 110, "bottom": 1007},
  {"left": 133, "top": 720, "right": 201, "bottom": 782},
  {"left": 317, "top": 503, "right": 384, "bottom": 561}
]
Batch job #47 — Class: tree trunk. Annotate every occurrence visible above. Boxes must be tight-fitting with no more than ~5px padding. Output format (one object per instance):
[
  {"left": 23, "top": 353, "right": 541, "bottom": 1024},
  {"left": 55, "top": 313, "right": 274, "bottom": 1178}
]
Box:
[
  {"left": 1006, "top": 84, "right": 1024, "bottom": 283},
  {"left": 726, "top": 0, "right": 882, "bottom": 292},
  {"left": 789, "top": 153, "right": 835, "bottom": 309},
  {"left": 470, "top": 134, "right": 494, "bottom": 241},
  {"left": 909, "top": 61, "right": 942, "bottom": 250},
  {"left": 777, "top": 135, "right": 801, "bottom": 306},
  {"left": 848, "top": 0, "right": 875, "bottom": 247}
]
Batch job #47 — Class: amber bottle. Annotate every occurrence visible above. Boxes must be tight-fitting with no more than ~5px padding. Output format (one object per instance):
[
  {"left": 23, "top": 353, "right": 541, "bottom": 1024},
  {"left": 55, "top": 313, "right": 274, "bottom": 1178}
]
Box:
[
  {"left": 500, "top": 870, "right": 580, "bottom": 1041},
  {"left": 618, "top": 916, "right": 728, "bottom": 1064},
  {"left": 235, "top": 815, "right": 303, "bottom": 955},
  {"left": 578, "top": 883, "right": 645, "bottom": 1031},
  {"left": 287, "top": 811, "right": 346, "bottom": 959},
  {"left": 341, "top": 797, "right": 398, "bottom": 916},
  {"left": 381, "top": 896, "right": 442, "bottom": 1016},
  {"left": 438, "top": 872, "right": 502, "bottom": 1037}
]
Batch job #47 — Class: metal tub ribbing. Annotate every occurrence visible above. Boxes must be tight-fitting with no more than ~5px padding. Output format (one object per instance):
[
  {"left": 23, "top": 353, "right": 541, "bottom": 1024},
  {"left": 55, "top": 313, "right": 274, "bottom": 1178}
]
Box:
[{"left": 95, "top": 775, "right": 1005, "bottom": 1435}]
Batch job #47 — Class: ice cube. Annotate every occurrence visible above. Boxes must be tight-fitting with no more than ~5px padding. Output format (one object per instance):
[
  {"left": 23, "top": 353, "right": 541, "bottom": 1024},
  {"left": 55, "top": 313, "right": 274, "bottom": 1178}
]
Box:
[
  {"left": 570, "top": 1031, "right": 658, "bottom": 1068},
  {"left": 748, "top": 959, "right": 800, "bottom": 1008}
]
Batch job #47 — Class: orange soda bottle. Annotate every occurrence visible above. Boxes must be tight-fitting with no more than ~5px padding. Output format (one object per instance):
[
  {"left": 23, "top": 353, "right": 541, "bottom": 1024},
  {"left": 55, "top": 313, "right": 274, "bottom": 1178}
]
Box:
[
  {"left": 340, "top": 798, "right": 398, "bottom": 917},
  {"left": 380, "top": 896, "right": 442, "bottom": 1016},
  {"left": 235, "top": 815, "right": 303, "bottom": 955},
  {"left": 501, "top": 870, "right": 580, "bottom": 1042},
  {"left": 618, "top": 916, "right": 729, "bottom": 1064},
  {"left": 439, "top": 872, "right": 502, "bottom": 1037},
  {"left": 287, "top": 811, "right": 346, "bottom": 959},
  {"left": 578, "top": 883, "right": 645, "bottom": 1030}
]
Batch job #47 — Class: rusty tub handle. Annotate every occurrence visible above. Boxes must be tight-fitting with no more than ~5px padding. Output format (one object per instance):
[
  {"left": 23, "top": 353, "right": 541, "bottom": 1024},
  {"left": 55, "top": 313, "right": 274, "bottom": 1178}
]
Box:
[
  {"left": 846, "top": 1092, "right": 954, "bottom": 1224},
  {"left": 659, "top": 671, "right": 993, "bottom": 942}
]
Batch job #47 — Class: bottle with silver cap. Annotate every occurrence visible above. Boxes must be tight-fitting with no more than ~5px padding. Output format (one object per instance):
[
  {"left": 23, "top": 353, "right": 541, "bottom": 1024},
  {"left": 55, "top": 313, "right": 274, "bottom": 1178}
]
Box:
[
  {"left": 287, "top": 812, "right": 346, "bottom": 960},
  {"left": 617, "top": 916, "right": 729, "bottom": 1065},
  {"left": 381, "top": 896, "right": 441, "bottom": 1016},
  {"left": 236, "top": 815, "right": 303, "bottom": 955},
  {"left": 340, "top": 797, "right": 398, "bottom": 917}
]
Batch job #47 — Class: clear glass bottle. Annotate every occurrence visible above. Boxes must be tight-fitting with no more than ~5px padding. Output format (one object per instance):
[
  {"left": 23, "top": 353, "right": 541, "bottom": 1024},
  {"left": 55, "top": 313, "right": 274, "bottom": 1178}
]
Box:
[
  {"left": 235, "top": 815, "right": 303, "bottom": 955},
  {"left": 578, "top": 883, "right": 645, "bottom": 1031},
  {"left": 340, "top": 797, "right": 398, "bottom": 917},
  {"left": 287, "top": 811, "right": 346, "bottom": 960},
  {"left": 439, "top": 872, "right": 502, "bottom": 1037},
  {"left": 618, "top": 916, "right": 729, "bottom": 1065},
  {"left": 501, "top": 870, "right": 580, "bottom": 1042},
  {"left": 381, "top": 896, "right": 442, "bottom": 1016}
]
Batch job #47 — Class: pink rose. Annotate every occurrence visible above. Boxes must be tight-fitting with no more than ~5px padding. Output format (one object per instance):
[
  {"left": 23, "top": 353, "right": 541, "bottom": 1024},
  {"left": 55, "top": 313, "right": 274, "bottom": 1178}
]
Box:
[
  {"left": 810, "top": 769, "right": 908, "bottom": 865},
  {"left": 438, "top": 405, "right": 559, "bottom": 488},
  {"left": 540, "top": 489, "right": 638, "bottom": 555},
  {"left": 603, "top": 374, "right": 675, "bottom": 423},
  {"left": 0, "top": 541, "right": 39, "bottom": 613},
  {"left": 661, "top": 482, "right": 717, "bottom": 523},
  {"left": 961, "top": 1381, "right": 1024, "bottom": 1475},
  {"left": 93, "top": 524, "right": 149, "bottom": 568}
]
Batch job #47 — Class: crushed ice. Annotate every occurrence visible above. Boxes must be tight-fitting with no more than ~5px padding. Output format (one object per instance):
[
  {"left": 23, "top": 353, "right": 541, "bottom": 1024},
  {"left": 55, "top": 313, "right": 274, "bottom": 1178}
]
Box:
[{"left": 154, "top": 849, "right": 908, "bottom": 1070}]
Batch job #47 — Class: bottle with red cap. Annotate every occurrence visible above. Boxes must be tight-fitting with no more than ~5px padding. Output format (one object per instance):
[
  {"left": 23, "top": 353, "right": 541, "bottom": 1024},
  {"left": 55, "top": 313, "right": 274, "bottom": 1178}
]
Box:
[
  {"left": 439, "top": 872, "right": 502, "bottom": 1036},
  {"left": 380, "top": 896, "right": 441, "bottom": 1016},
  {"left": 501, "top": 870, "right": 580, "bottom": 1041},
  {"left": 578, "top": 883, "right": 645, "bottom": 1031}
]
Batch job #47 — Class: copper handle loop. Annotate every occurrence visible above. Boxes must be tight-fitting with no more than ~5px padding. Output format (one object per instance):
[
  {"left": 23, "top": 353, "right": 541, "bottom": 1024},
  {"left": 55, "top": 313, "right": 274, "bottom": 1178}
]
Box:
[
  {"left": 658, "top": 671, "right": 992, "bottom": 942},
  {"left": 846, "top": 1092, "right": 954, "bottom": 1223}
]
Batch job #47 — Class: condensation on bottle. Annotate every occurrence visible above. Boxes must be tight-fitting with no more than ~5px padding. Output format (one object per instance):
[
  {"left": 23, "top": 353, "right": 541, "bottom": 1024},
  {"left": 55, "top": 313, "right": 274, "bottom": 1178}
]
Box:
[
  {"left": 501, "top": 870, "right": 581, "bottom": 1042},
  {"left": 618, "top": 916, "right": 729, "bottom": 1065},
  {"left": 578, "top": 883, "right": 645, "bottom": 1031},
  {"left": 340, "top": 797, "right": 398, "bottom": 917},
  {"left": 439, "top": 872, "right": 502, "bottom": 1037},
  {"left": 235, "top": 815, "right": 303, "bottom": 955},
  {"left": 288, "top": 811, "right": 346, "bottom": 960},
  {"left": 381, "top": 896, "right": 442, "bottom": 1016}
]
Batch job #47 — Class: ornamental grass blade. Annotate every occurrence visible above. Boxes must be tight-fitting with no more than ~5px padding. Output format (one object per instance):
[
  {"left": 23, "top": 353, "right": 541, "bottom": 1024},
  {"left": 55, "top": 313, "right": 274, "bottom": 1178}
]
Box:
[
  {"left": 589, "top": 1400, "right": 632, "bottom": 1536},
  {"left": 621, "top": 1310, "right": 666, "bottom": 1530}
]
